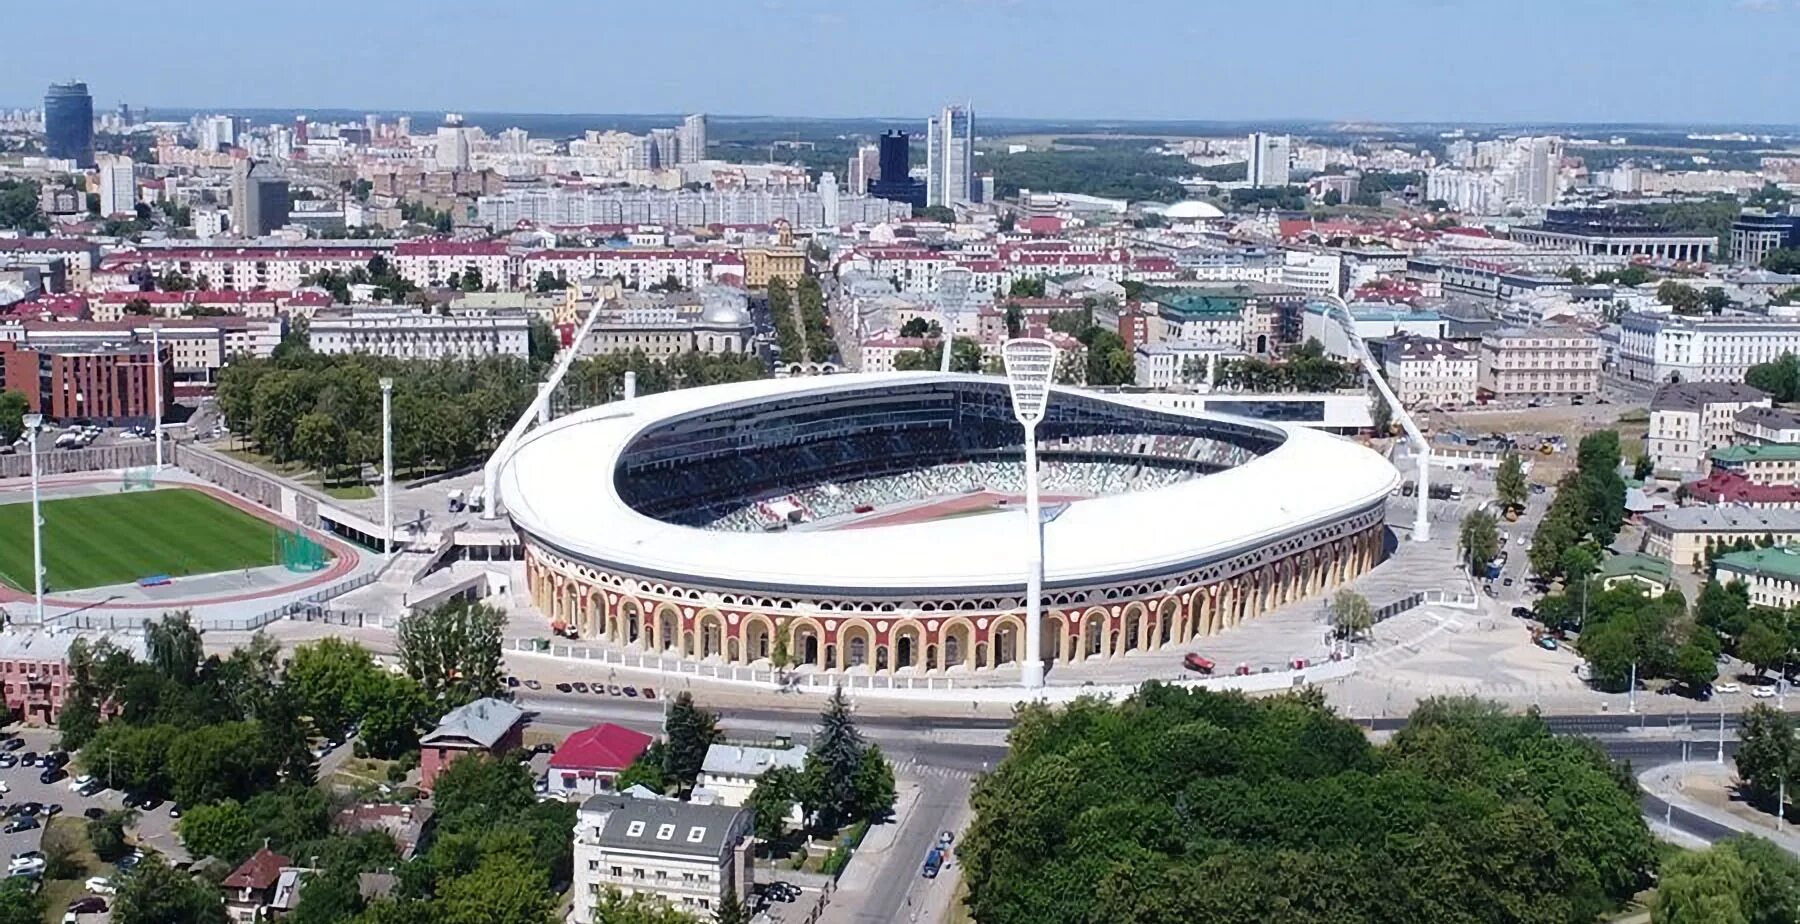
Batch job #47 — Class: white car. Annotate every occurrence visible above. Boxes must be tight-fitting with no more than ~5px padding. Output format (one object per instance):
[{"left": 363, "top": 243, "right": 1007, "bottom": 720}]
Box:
[
  {"left": 68, "top": 775, "right": 94, "bottom": 791},
  {"left": 0, "top": 781, "right": 10, "bottom": 794},
  {"left": 1717, "top": 682, "right": 1742, "bottom": 694},
  {"left": 1752, "top": 686, "right": 1777, "bottom": 699},
  {"left": 83, "top": 877, "right": 115, "bottom": 895}
]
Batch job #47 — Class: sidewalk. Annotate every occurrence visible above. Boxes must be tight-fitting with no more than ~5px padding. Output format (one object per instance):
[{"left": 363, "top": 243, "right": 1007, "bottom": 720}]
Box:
[{"left": 1639, "top": 762, "right": 1800, "bottom": 853}]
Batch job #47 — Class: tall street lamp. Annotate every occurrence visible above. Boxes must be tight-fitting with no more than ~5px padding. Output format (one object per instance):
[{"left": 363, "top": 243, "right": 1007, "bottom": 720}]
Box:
[
  {"left": 150, "top": 322, "right": 164, "bottom": 471},
  {"left": 24, "top": 413, "right": 44, "bottom": 626},
  {"left": 1002, "top": 338, "right": 1055, "bottom": 689},
  {"left": 380, "top": 377, "right": 394, "bottom": 557}
]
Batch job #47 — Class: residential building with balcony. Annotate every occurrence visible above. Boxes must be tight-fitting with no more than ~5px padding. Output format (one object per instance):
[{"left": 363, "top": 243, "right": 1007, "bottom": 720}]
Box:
[
  {"left": 308, "top": 306, "right": 530, "bottom": 360},
  {"left": 571, "top": 795, "right": 753, "bottom": 922},
  {"left": 1476, "top": 325, "right": 1601, "bottom": 399}
]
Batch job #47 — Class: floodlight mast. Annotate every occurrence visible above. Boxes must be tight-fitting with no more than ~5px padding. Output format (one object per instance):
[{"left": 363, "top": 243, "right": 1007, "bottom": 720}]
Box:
[
  {"left": 1318, "top": 293, "right": 1431, "bottom": 542},
  {"left": 24, "top": 413, "right": 43, "bottom": 627},
  {"left": 1002, "top": 338, "right": 1056, "bottom": 689}
]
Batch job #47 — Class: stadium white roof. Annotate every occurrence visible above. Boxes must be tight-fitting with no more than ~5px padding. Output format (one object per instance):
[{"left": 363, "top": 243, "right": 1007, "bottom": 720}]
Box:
[{"left": 498, "top": 373, "right": 1399, "bottom": 594}]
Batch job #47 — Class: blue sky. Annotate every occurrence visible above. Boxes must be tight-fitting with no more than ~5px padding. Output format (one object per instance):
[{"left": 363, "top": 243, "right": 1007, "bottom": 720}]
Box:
[{"left": 8, "top": 0, "right": 1798, "bottom": 124}]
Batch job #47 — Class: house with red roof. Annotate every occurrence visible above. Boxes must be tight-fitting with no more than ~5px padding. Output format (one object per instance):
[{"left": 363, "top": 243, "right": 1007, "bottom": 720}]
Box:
[
  {"left": 548, "top": 722, "right": 654, "bottom": 798},
  {"left": 222, "top": 847, "right": 296, "bottom": 923}
]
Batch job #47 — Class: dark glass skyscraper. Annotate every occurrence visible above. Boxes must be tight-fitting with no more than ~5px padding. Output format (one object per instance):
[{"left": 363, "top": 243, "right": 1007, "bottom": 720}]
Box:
[
  {"left": 44, "top": 81, "right": 94, "bottom": 168},
  {"left": 869, "top": 130, "right": 926, "bottom": 209}
]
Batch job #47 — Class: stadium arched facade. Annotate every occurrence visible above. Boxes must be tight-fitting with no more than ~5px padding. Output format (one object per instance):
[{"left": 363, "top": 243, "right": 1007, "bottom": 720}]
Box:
[{"left": 500, "top": 374, "right": 1397, "bottom": 676}]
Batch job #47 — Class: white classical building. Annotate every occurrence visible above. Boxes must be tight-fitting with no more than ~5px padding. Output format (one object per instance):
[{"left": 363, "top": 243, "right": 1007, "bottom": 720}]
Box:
[
  {"left": 1379, "top": 334, "right": 1477, "bottom": 408},
  {"left": 1477, "top": 326, "right": 1602, "bottom": 399},
  {"left": 571, "top": 795, "right": 753, "bottom": 922},
  {"left": 1646, "top": 382, "right": 1772, "bottom": 475},
  {"left": 1133, "top": 341, "right": 1244, "bottom": 390},
  {"left": 1618, "top": 311, "right": 1800, "bottom": 385},
  {"left": 308, "top": 306, "right": 531, "bottom": 360},
  {"left": 581, "top": 288, "right": 755, "bottom": 359},
  {"left": 696, "top": 743, "right": 807, "bottom": 830}
]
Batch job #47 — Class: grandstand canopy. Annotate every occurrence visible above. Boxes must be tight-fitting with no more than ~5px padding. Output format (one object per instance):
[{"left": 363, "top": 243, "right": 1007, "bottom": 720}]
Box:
[{"left": 498, "top": 373, "right": 1397, "bottom": 595}]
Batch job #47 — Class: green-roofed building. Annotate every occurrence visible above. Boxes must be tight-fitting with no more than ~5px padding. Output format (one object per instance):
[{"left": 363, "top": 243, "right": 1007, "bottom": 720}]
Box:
[
  {"left": 1598, "top": 552, "right": 1675, "bottom": 597},
  {"left": 1714, "top": 545, "right": 1800, "bottom": 610},
  {"left": 1142, "top": 286, "right": 1253, "bottom": 352},
  {"left": 1709, "top": 443, "right": 1800, "bottom": 485}
]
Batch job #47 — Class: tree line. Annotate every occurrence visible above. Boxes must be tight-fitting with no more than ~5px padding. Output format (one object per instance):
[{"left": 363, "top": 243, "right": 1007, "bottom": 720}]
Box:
[{"left": 959, "top": 686, "right": 1655, "bottom": 924}]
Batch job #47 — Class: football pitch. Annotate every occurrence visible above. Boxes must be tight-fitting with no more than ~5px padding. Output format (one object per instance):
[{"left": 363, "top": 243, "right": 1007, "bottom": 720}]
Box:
[{"left": 0, "top": 488, "right": 285, "bottom": 592}]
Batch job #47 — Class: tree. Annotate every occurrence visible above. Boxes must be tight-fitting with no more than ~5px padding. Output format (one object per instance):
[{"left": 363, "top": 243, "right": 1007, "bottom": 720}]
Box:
[
  {"left": 1654, "top": 843, "right": 1750, "bottom": 924},
  {"left": 533, "top": 270, "right": 568, "bottom": 293},
  {"left": 1008, "top": 277, "right": 1046, "bottom": 298},
  {"left": 88, "top": 809, "right": 135, "bottom": 862},
  {"left": 917, "top": 205, "right": 957, "bottom": 224},
  {"left": 899, "top": 316, "right": 931, "bottom": 338},
  {"left": 585, "top": 891, "right": 698, "bottom": 924},
  {"left": 287, "top": 638, "right": 382, "bottom": 738},
  {"left": 431, "top": 754, "right": 535, "bottom": 829},
  {"left": 1672, "top": 635, "right": 1722, "bottom": 693},
  {"left": 146, "top": 612, "right": 204, "bottom": 686},
  {"left": 1004, "top": 303, "right": 1024, "bottom": 339},
  {"left": 167, "top": 720, "right": 279, "bottom": 806},
  {"left": 1698, "top": 580, "right": 1753, "bottom": 639},
  {"left": 1739, "top": 619, "right": 1789, "bottom": 677},
  {"left": 436, "top": 853, "right": 553, "bottom": 924},
  {"left": 745, "top": 766, "right": 801, "bottom": 840},
  {"left": 1703, "top": 287, "right": 1733, "bottom": 314},
  {"left": 714, "top": 890, "right": 751, "bottom": 924},
  {"left": 1722, "top": 835, "right": 1800, "bottom": 924},
  {"left": 1763, "top": 249, "right": 1800, "bottom": 275},
  {"left": 769, "top": 624, "right": 792, "bottom": 670},
  {"left": 1459, "top": 510, "right": 1501, "bottom": 576},
  {"left": 397, "top": 599, "right": 506, "bottom": 707},
  {"left": 357, "top": 673, "right": 431, "bottom": 759},
  {"left": 1329, "top": 590, "right": 1374, "bottom": 641},
  {"left": 1735, "top": 705, "right": 1797, "bottom": 802},
  {"left": 113, "top": 854, "right": 228, "bottom": 924},
  {"left": 1495, "top": 452, "right": 1527, "bottom": 511},
  {"left": 0, "top": 390, "right": 27, "bottom": 445},
  {"left": 661, "top": 691, "right": 721, "bottom": 790},
  {"left": 1658, "top": 280, "right": 1704, "bottom": 315},
  {"left": 527, "top": 317, "right": 557, "bottom": 369},
  {"left": 802, "top": 687, "right": 881, "bottom": 830},
  {"left": 177, "top": 799, "right": 259, "bottom": 862},
  {"left": 1322, "top": 188, "right": 1342, "bottom": 206},
  {"left": 1745, "top": 354, "right": 1800, "bottom": 403},
  {"left": 0, "top": 878, "right": 44, "bottom": 924},
  {"left": 852, "top": 743, "right": 897, "bottom": 823},
  {"left": 614, "top": 749, "right": 667, "bottom": 794},
  {"left": 1633, "top": 453, "right": 1654, "bottom": 481}
]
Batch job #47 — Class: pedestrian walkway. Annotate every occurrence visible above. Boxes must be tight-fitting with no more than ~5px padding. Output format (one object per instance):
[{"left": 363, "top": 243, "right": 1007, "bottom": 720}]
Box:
[{"left": 1639, "top": 762, "right": 1800, "bottom": 854}]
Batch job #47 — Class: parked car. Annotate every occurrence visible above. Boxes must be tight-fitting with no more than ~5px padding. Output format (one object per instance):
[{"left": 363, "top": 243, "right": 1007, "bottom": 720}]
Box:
[
  {"left": 65, "top": 896, "right": 107, "bottom": 914},
  {"left": 83, "top": 877, "right": 115, "bottom": 896},
  {"left": 76, "top": 780, "right": 103, "bottom": 798},
  {"left": 606, "top": 685, "right": 622, "bottom": 696},
  {"left": 622, "top": 687, "right": 638, "bottom": 698},
  {"left": 642, "top": 687, "right": 657, "bottom": 700},
  {"left": 1182, "top": 653, "right": 1215, "bottom": 674},
  {"left": 39, "top": 767, "right": 65, "bottom": 785},
  {"left": 554, "top": 683, "right": 572, "bottom": 693},
  {"left": 81, "top": 808, "right": 104, "bottom": 821},
  {"left": 523, "top": 679, "right": 541, "bottom": 691},
  {"left": 1752, "top": 685, "right": 1777, "bottom": 699},
  {"left": 571, "top": 682, "right": 589, "bottom": 694},
  {"left": 68, "top": 775, "right": 94, "bottom": 792},
  {"left": 1717, "top": 682, "right": 1742, "bottom": 694},
  {"left": 921, "top": 846, "right": 944, "bottom": 879},
  {"left": 4, "top": 817, "right": 40, "bottom": 834}
]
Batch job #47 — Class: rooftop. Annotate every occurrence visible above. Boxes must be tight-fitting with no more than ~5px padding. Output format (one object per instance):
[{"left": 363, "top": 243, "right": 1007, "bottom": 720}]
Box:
[
  {"left": 419, "top": 697, "right": 524, "bottom": 750},
  {"left": 1598, "top": 552, "right": 1674, "bottom": 584},
  {"left": 222, "top": 847, "right": 290, "bottom": 891},
  {"left": 1716, "top": 546, "right": 1800, "bottom": 582},
  {"left": 579, "top": 795, "right": 747, "bottom": 859},
  {"left": 549, "top": 723, "right": 653, "bottom": 772},
  {"left": 1736, "top": 405, "right": 1800, "bottom": 432},
  {"left": 1651, "top": 382, "right": 1770, "bottom": 413},
  {"left": 701, "top": 743, "right": 806, "bottom": 779},
  {"left": 1711, "top": 444, "right": 1800, "bottom": 465},
  {"left": 1644, "top": 506, "right": 1800, "bottom": 533},
  {"left": 1683, "top": 470, "right": 1800, "bottom": 505}
]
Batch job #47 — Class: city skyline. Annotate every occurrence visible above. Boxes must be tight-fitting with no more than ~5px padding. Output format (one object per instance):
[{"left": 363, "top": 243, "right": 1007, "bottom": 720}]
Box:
[{"left": 6, "top": 0, "right": 1799, "bottom": 125}]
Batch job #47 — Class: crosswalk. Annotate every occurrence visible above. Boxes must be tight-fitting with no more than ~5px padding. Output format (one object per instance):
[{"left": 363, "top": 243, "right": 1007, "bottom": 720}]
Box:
[{"left": 894, "top": 757, "right": 977, "bottom": 781}]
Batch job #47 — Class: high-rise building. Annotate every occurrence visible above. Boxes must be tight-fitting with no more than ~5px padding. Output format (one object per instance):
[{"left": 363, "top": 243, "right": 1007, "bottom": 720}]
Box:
[
  {"left": 1522, "top": 136, "right": 1563, "bottom": 207},
  {"left": 231, "top": 159, "right": 291, "bottom": 238},
  {"left": 678, "top": 114, "right": 707, "bottom": 164},
  {"left": 847, "top": 144, "right": 880, "bottom": 194},
  {"left": 436, "top": 114, "right": 471, "bottom": 171},
  {"left": 97, "top": 156, "right": 135, "bottom": 217},
  {"left": 1247, "top": 133, "right": 1291, "bottom": 188},
  {"left": 926, "top": 104, "right": 975, "bottom": 207},
  {"left": 869, "top": 131, "right": 926, "bottom": 209},
  {"left": 198, "top": 114, "right": 237, "bottom": 154},
  {"left": 649, "top": 128, "right": 679, "bottom": 169},
  {"left": 819, "top": 171, "right": 840, "bottom": 228},
  {"left": 43, "top": 81, "right": 94, "bottom": 168}
]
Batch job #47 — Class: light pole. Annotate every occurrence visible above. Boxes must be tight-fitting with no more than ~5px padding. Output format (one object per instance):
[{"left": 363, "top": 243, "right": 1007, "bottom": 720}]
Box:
[
  {"left": 1317, "top": 294, "right": 1431, "bottom": 542},
  {"left": 150, "top": 322, "right": 164, "bottom": 471},
  {"left": 1002, "top": 338, "right": 1055, "bottom": 689},
  {"left": 24, "top": 413, "right": 43, "bottom": 627},
  {"left": 380, "top": 377, "right": 394, "bottom": 558}
]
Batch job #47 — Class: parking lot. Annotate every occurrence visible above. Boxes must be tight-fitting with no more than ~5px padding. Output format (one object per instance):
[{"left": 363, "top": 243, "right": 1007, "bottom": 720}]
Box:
[{"left": 0, "top": 728, "right": 184, "bottom": 888}]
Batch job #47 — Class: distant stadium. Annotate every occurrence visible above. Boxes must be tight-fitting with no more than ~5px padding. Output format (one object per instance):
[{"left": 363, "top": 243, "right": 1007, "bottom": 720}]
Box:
[{"left": 499, "top": 373, "right": 1397, "bottom": 676}]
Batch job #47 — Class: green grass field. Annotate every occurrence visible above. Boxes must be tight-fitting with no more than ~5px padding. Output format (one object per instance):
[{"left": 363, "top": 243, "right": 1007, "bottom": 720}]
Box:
[{"left": 0, "top": 488, "right": 285, "bottom": 591}]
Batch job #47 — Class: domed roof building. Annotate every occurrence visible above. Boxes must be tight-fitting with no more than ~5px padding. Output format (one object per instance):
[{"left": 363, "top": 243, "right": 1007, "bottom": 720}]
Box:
[{"left": 1162, "top": 200, "right": 1226, "bottom": 221}]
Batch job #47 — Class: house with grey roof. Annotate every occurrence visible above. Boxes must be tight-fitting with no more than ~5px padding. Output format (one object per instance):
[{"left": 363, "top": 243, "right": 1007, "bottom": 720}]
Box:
[
  {"left": 571, "top": 794, "right": 753, "bottom": 923},
  {"left": 698, "top": 743, "right": 807, "bottom": 830},
  {"left": 418, "top": 697, "right": 525, "bottom": 790}
]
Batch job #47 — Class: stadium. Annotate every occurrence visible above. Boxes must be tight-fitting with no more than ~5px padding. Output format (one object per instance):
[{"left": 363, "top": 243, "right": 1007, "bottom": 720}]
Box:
[{"left": 500, "top": 373, "right": 1398, "bottom": 677}]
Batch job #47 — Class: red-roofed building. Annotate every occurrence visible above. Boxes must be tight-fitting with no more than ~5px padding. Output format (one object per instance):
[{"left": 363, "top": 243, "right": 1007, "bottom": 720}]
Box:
[
  {"left": 222, "top": 847, "right": 292, "bottom": 923},
  {"left": 547, "top": 722, "right": 654, "bottom": 797},
  {"left": 3, "top": 295, "right": 89, "bottom": 322},
  {"left": 1684, "top": 470, "right": 1800, "bottom": 508},
  {"left": 1019, "top": 215, "right": 1065, "bottom": 236}
]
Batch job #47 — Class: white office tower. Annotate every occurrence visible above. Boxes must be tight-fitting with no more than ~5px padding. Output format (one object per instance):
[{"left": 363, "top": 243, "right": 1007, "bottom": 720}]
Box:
[
  {"left": 1523, "top": 136, "right": 1563, "bottom": 207},
  {"left": 436, "top": 114, "right": 470, "bottom": 171},
  {"left": 499, "top": 127, "right": 530, "bottom": 154},
  {"left": 1248, "top": 133, "right": 1291, "bottom": 188},
  {"left": 819, "top": 171, "right": 840, "bottom": 228},
  {"left": 848, "top": 144, "right": 879, "bottom": 194},
  {"left": 97, "top": 155, "right": 135, "bottom": 217},
  {"left": 678, "top": 114, "right": 707, "bottom": 164},
  {"left": 199, "top": 114, "right": 237, "bottom": 153},
  {"left": 926, "top": 104, "right": 975, "bottom": 206}
]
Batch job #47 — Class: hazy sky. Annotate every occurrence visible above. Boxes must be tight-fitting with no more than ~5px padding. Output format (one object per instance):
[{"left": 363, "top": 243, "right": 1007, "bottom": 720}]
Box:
[{"left": 9, "top": 0, "right": 1798, "bottom": 124}]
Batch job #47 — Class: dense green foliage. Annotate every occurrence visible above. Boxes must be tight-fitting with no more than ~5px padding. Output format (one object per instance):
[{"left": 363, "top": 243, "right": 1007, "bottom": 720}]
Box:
[
  {"left": 797, "top": 275, "right": 833, "bottom": 364},
  {"left": 1528, "top": 431, "right": 1626, "bottom": 583},
  {"left": 662, "top": 691, "right": 722, "bottom": 791},
  {"left": 114, "top": 854, "right": 228, "bottom": 924},
  {"left": 768, "top": 277, "right": 803, "bottom": 361},
  {"left": 1763, "top": 249, "right": 1800, "bottom": 275},
  {"left": 0, "top": 877, "right": 44, "bottom": 924},
  {"left": 985, "top": 148, "right": 1190, "bottom": 202},
  {"left": 1653, "top": 835, "right": 1800, "bottom": 924},
  {"left": 1496, "top": 452, "right": 1528, "bottom": 511},
  {"left": 177, "top": 785, "right": 332, "bottom": 864},
  {"left": 1459, "top": 509, "right": 1500, "bottom": 575},
  {"left": 396, "top": 599, "right": 507, "bottom": 709},
  {"left": 801, "top": 689, "right": 896, "bottom": 830},
  {"left": 961, "top": 687, "right": 1655, "bottom": 924},
  {"left": 1217, "top": 340, "right": 1359, "bottom": 392},
  {"left": 1745, "top": 353, "right": 1800, "bottom": 402},
  {"left": 0, "top": 180, "right": 49, "bottom": 233}
]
